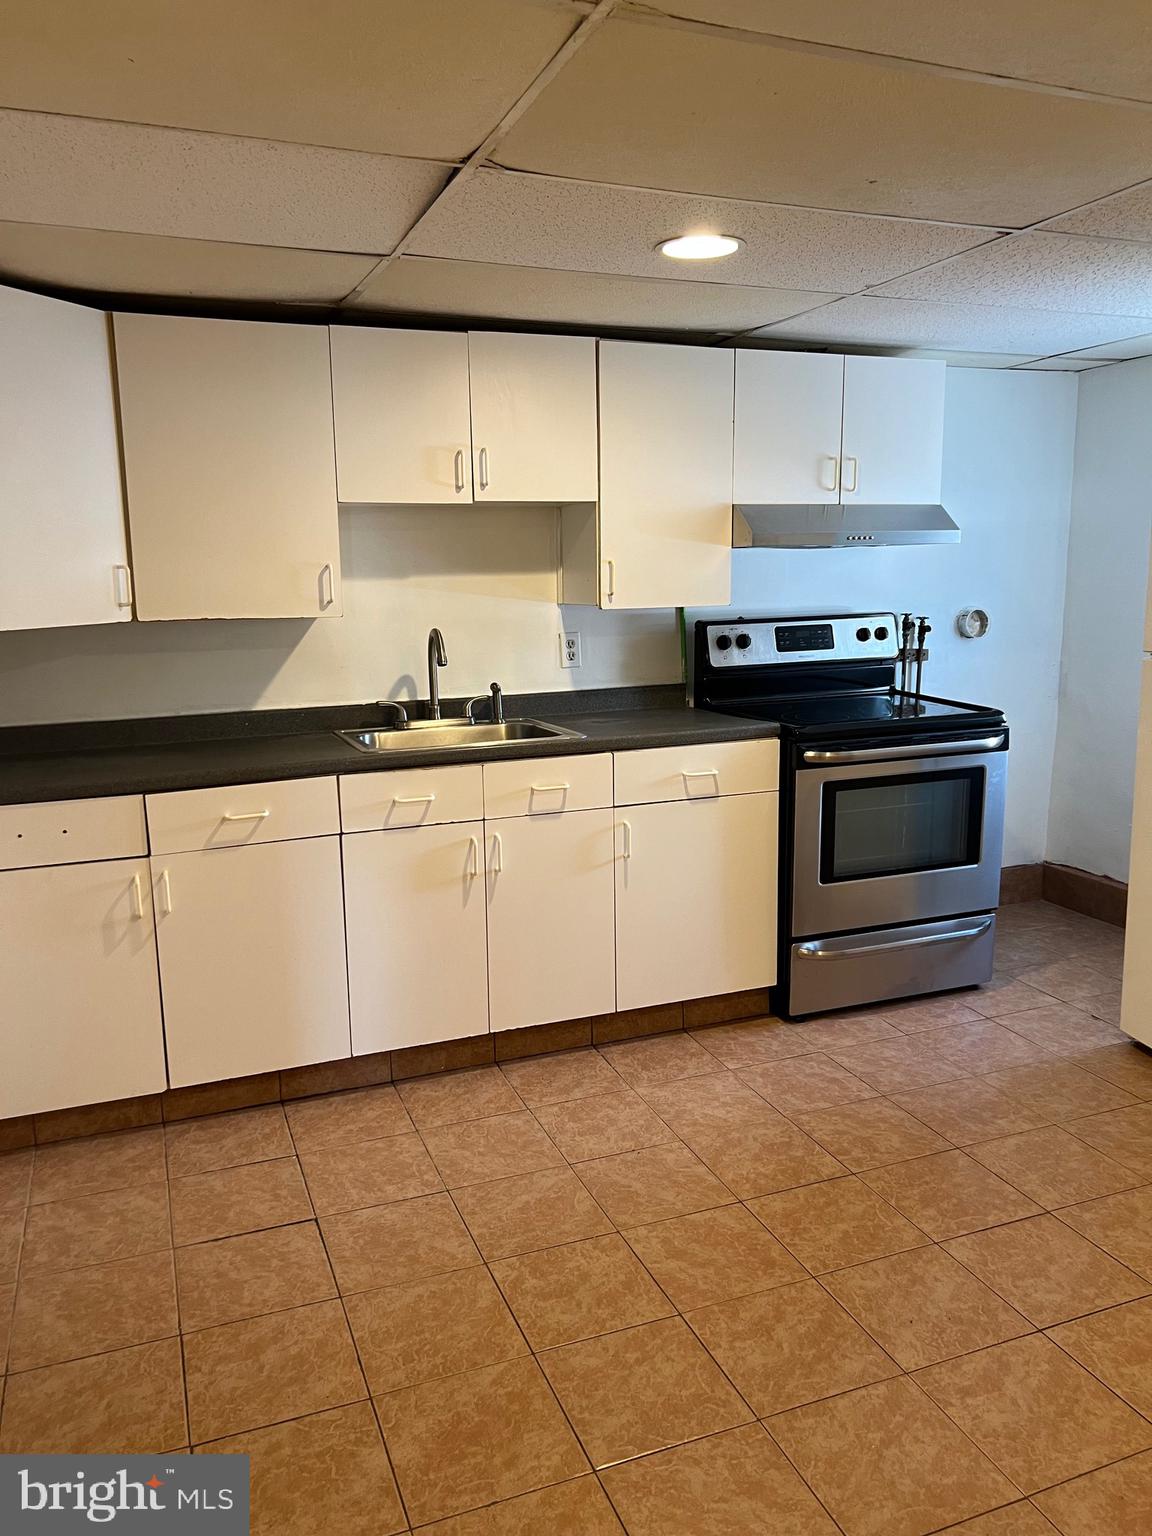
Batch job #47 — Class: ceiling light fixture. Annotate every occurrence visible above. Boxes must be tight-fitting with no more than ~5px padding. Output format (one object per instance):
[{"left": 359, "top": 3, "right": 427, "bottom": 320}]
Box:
[{"left": 658, "top": 234, "right": 742, "bottom": 261}]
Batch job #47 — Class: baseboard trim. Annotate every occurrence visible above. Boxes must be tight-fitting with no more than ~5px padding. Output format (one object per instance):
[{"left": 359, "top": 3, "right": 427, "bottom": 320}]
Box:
[
  {"left": 1042, "top": 861, "right": 1127, "bottom": 929},
  {"left": 998, "top": 864, "right": 1044, "bottom": 904}
]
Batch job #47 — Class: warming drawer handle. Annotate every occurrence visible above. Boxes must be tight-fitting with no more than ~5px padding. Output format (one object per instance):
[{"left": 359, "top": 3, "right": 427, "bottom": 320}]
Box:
[
  {"left": 796, "top": 918, "right": 993, "bottom": 961},
  {"left": 802, "top": 734, "right": 1006, "bottom": 765},
  {"left": 223, "top": 810, "right": 271, "bottom": 822}
]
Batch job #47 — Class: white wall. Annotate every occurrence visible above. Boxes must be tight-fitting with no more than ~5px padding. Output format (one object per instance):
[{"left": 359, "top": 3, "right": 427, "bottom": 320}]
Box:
[
  {"left": 1047, "top": 357, "right": 1152, "bottom": 883},
  {"left": 695, "top": 368, "right": 1079, "bottom": 868}
]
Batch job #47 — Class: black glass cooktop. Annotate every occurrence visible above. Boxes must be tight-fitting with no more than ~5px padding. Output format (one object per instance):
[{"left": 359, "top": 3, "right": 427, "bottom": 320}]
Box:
[{"left": 716, "top": 691, "right": 1005, "bottom": 740}]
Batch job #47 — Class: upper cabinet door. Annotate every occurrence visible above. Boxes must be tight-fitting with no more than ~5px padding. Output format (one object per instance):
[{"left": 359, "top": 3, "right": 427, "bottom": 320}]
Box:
[
  {"left": 0, "top": 285, "right": 131, "bottom": 632},
  {"left": 115, "top": 315, "right": 341, "bottom": 621},
  {"left": 597, "top": 341, "right": 734, "bottom": 609},
  {"left": 734, "top": 351, "right": 844, "bottom": 505},
  {"left": 330, "top": 327, "right": 473, "bottom": 505},
  {"left": 468, "top": 332, "right": 598, "bottom": 503},
  {"left": 840, "top": 356, "right": 946, "bottom": 506}
]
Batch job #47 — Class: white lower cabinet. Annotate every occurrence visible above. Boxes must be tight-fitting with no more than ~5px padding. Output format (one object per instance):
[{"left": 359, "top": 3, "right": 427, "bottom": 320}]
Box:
[
  {"left": 152, "top": 837, "right": 350, "bottom": 1087},
  {"left": 0, "top": 858, "right": 165, "bottom": 1118},
  {"left": 615, "top": 793, "right": 778, "bottom": 1012},
  {"left": 486, "top": 810, "right": 616, "bottom": 1032},
  {"left": 343, "top": 822, "right": 489, "bottom": 1052}
]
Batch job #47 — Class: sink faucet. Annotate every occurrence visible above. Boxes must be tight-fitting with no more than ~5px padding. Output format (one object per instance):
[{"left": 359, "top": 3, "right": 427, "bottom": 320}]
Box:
[{"left": 427, "top": 628, "right": 448, "bottom": 719}]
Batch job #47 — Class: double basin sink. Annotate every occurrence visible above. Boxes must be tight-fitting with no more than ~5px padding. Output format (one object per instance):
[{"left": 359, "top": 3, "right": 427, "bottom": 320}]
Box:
[{"left": 336, "top": 717, "right": 585, "bottom": 755}]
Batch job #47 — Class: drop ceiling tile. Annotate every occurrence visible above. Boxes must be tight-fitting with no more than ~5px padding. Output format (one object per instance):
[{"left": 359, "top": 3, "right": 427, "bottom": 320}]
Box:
[
  {"left": 751, "top": 295, "right": 1152, "bottom": 355},
  {"left": 1050, "top": 332, "right": 1152, "bottom": 360},
  {"left": 883, "top": 349, "right": 1045, "bottom": 369},
  {"left": 0, "top": 111, "right": 450, "bottom": 254},
  {"left": 351, "top": 254, "right": 832, "bottom": 332},
  {"left": 0, "top": 223, "right": 378, "bottom": 304},
  {"left": 1013, "top": 356, "right": 1115, "bottom": 370},
  {"left": 874, "top": 233, "right": 1152, "bottom": 318},
  {"left": 657, "top": 2, "right": 1152, "bottom": 102},
  {"left": 408, "top": 169, "right": 1001, "bottom": 293},
  {"left": 495, "top": 16, "right": 1152, "bottom": 226},
  {"left": 0, "top": 0, "right": 578, "bottom": 158},
  {"left": 1041, "top": 183, "right": 1152, "bottom": 242}
]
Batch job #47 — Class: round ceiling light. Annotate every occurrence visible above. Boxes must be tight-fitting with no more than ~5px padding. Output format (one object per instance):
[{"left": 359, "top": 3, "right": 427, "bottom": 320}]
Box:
[{"left": 658, "top": 234, "right": 743, "bottom": 261}]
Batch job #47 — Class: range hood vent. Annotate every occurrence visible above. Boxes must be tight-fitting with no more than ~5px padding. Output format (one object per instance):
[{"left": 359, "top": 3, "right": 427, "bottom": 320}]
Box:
[{"left": 733, "top": 503, "right": 960, "bottom": 549}]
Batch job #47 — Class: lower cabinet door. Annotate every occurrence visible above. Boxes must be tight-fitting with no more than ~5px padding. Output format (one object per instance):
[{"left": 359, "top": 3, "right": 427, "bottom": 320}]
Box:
[
  {"left": 615, "top": 793, "right": 778, "bottom": 1012},
  {"left": 153, "top": 837, "right": 350, "bottom": 1087},
  {"left": 487, "top": 810, "right": 616, "bottom": 1032},
  {"left": 343, "top": 822, "right": 489, "bottom": 1052},
  {"left": 0, "top": 858, "right": 165, "bottom": 1118}
]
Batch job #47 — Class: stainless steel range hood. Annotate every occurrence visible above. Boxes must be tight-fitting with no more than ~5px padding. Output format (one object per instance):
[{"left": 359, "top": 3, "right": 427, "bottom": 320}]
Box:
[{"left": 733, "top": 504, "right": 960, "bottom": 549}]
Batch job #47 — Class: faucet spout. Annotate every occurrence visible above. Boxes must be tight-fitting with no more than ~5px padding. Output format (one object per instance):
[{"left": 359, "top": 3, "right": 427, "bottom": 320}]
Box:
[{"left": 427, "top": 628, "right": 448, "bottom": 719}]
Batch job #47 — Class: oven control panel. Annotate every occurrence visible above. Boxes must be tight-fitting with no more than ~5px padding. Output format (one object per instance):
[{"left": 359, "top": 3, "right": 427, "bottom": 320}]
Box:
[{"left": 705, "top": 614, "right": 900, "bottom": 667}]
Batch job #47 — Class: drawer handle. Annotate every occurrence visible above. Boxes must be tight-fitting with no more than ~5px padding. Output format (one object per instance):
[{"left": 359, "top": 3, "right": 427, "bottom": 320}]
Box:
[
  {"left": 682, "top": 769, "right": 720, "bottom": 793},
  {"left": 223, "top": 810, "right": 271, "bottom": 822},
  {"left": 129, "top": 871, "right": 145, "bottom": 920},
  {"left": 158, "top": 868, "right": 173, "bottom": 916},
  {"left": 393, "top": 794, "right": 436, "bottom": 806}
]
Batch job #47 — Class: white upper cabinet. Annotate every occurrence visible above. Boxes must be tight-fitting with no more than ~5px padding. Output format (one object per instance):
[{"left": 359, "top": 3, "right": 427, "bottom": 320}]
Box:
[
  {"left": 734, "top": 351, "right": 844, "bottom": 505},
  {"left": 114, "top": 314, "right": 341, "bottom": 621},
  {"left": 840, "top": 355, "right": 946, "bottom": 506},
  {"left": 589, "top": 340, "right": 734, "bottom": 609},
  {"left": 0, "top": 285, "right": 131, "bottom": 632},
  {"left": 330, "top": 327, "right": 473, "bottom": 505},
  {"left": 468, "top": 332, "right": 598, "bottom": 503}
]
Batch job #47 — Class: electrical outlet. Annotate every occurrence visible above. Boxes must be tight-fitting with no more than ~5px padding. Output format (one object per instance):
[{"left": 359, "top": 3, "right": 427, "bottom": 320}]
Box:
[{"left": 560, "top": 631, "right": 582, "bottom": 668}]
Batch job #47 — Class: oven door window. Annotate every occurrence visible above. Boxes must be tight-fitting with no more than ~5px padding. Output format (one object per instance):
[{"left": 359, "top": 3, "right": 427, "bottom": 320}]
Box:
[{"left": 819, "top": 767, "right": 985, "bottom": 882}]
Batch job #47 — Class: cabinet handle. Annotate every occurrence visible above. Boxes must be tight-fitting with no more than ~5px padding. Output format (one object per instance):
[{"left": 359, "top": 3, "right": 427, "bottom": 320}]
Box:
[
  {"left": 129, "top": 871, "right": 145, "bottom": 920},
  {"left": 468, "top": 835, "right": 480, "bottom": 879},
  {"left": 113, "top": 564, "right": 134, "bottom": 609},
  {"left": 393, "top": 794, "right": 436, "bottom": 806},
  {"left": 454, "top": 449, "right": 465, "bottom": 494},
  {"left": 158, "top": 869, "right": 173, "bottom": 916},
  {"left": 478, "top": 446, "right": 490, "bottom": 492},
  {"left": 490, "top": 830, "right": 503, "bottom": 873},
  {"left": 319, "top": 562, "right": 336, "bottom": 610},
  {"left": 620, "top": 819, "right": 632, "bottom": 860},
  {"left": 682, "top": 768, "right": 720, "bottom": 794},
  {"left": 818, "top": 456, "right": 840, "bottom": 493},
  {"left": 604, "top": 559, "right": 616, "bottom": 602},
  {"left": 530, "top": 782, "right": 571, "bottom": 794},
  {"left": 842, "top": 455, "right": 859, "bottom": 494},
  {"left": 223, "top": 810, "right": 270, "bottom": 822}
]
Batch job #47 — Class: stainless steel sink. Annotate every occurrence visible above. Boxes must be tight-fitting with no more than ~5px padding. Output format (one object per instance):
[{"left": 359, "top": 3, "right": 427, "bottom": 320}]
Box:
[{"left": 336, "top": 717, "right": 586, "bottom": 754}]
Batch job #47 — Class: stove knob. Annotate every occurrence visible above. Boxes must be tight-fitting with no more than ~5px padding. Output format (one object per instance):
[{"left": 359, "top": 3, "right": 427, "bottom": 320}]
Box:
[
  {"left": 735, "top": 633, "right": 752, "bottom": 650},
  {"left": 875, "top": 625, "right": 889, "bottom": 641},
  {"left": 715, "top": 634, "right": 733, "bottom": 651},
  {"left": 856, "top": 626, "right": 872, "bottom": 642}
]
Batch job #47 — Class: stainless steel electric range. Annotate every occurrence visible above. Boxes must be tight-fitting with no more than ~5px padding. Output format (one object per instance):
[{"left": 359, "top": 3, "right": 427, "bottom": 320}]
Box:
[{"left": 692, "top": 613, "right": 1008, "bottom": 1019}]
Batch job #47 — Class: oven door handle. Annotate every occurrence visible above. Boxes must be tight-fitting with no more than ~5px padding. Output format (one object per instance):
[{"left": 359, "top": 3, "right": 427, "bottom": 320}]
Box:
[
  {"left": 796, "top": 917, "right": 994, "bottom": 961},
  {"left": 802, "top": 734, "right": 1006, "bottom": 765}
]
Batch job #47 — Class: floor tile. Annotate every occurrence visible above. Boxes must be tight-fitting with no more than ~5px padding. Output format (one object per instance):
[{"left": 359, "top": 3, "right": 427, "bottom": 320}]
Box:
[
  {"left": 20, "top": 1183, "right": 170, "bottom": 1274},
  {"left": 944, "top": 1215, "right": 1151, "bottom": 1327},
  {"left": 984, "top": 1061, "right": 1138, "bottom": 1120},
  {"left": 1047, "top": 1296, "right": 1152, "bottom": 1418},
  {"left": 298, "top": 1132, "right": 443, "bottom": 1213},
  {"left": 199, "top": 1401, "right": 406, "bottom": 1536},
  {"left": 165, "top": 1106, "right": 293, "bottom": 1178},
  {"left": 0, "top": 1150, "right": 33, "bottom": 1209},
  {"left": 532, "top": 1089, "right": 674, "bottom": 1162},
  {"left": 1070, "top": 1043, "right": 1152, "bottom": 1100},
  {"left": 600, "top": 1421, "right": 839, "bottom": 1536},
  {"left": 623, "top": 1202, "right": 805, "bottom": 1308},
  {"left": 685, "top": 1279, "right": 898, "bottom": 1416},
  {"left": 912, "top": 1505, "right": 1057, "bottom": 1534},
  {"left": 821, "top": 1244, "right": 1031, "bottom": 1369},
  {"left": 603, "top": 1030, "right": 727, "bottom": 1086},
  {"left": 30, "top": 1127, "right": 165, "bottom": 1204},
  {"left": 862, "top": 1151, "right": 1042, "bottom": 1240},
  {"left": 796, "top": 1098, "right": 952, "bottom": 1171},
  {"left": 396, "top": 1066, "right": 524, "bottom": 1129},
  {"left": 775, "top": 1012, "right": 900, "bottom": 1052},
  {"left": 9, "top": 1250, "right": 178, "bottom": 1371},
  {"left": 892, "top": 1078, "right": 1051, "bottom": 1145},
  {"left": 418, "top": 1475, "right": 624, "bottom": 1535},
  {"left": 1032, "top": 1448, "right": 1152, "bottom": 1534},
  {"left": 320, "top": 1190, "right": 480, "bottom": 1294},
  {"left": 1057, "top": 1183, "right": 1152, "bottom": 1278},
  {"left": 1016, "top": 958, "right": 1119, "bottom": 1006},
  {"left": 689, "top": 1018, "right": 818, "bottom": 1067},
  {"left": 574, "top": 1142, "right": 734, "bottom": 1227},
  {"left": 884, "top": 997, "right": 988, "bottom": 1033},
  {"left": 968, "top": 978, "right": 1054, "bottom": 1020},
  {"left": 0, "top": 1338, "right": 187, "bottom": 1453},
  {"left": 184, "top": 1298, "right": 366, "bottom": 1443},
  {"left": 0, "top": 1206, "right": 23, "bottom": 1286},
  {"left": 374, "top": 1356, "right": 586, "bottom": 1526},
  {"left": 345, "top": 1264, "right": 526, "bottom": 1393},
  {"left": 919, "top": 1019, "right": 1056, "bottom": 1074},
  {"left": 830, "top": 1036, "right": 967, "bottom": 1093},
  {"left": 538, "top": 1315, "right": 751, "bottom": 1467},
  {"left": 1067, "top": 1102, "right": 1152, "bottom": 1174},
  {"left": 914, "top": 1333, "right": 1152, "bottom": 1494},
  {"left": 1004, "top": 1003, "right": 1129, "bottom": 1055},
  {"left": 0, "top": 1281, "right": 13, "bottom": 1371},
  {"left": 422, "top": 1112, "right": 563, "bottom": 1188},
  {"left": 170, "top": 1157, "right": 313, "bottom": 1246},
  {"left": 498, "top": 1049, "right": 622, "bottom": 1106},
  {"left": 968, "top": 1126, "right": 1144, "bottom": 1207},
  {"left": 283, "top": 1084, "right": 413, "bottom": 1147},
  {"left": 737, "top": 1053, "right": 878, "bottom": 1114},
  {"left": 748, "top": 1174, "right": 927, "bottom": 1273},
  {"left": 492, "top": 1232, "right": 674, "bottom": 1349},
  {"left": 452, "top": 1166, "right": 612, "bottom": 1259},
  {"left": 175, "top": 1221, "right": 336, "bottom": 1332},
  {"left": 640, "top": 1071, "right": 784, "bottom": 1136},
  {"left": 681, "top": 1119, "right": 846, "bottom": 1198},
  {"left": 766, "top": 1376, "right": 1017, "bottom": 1536}
]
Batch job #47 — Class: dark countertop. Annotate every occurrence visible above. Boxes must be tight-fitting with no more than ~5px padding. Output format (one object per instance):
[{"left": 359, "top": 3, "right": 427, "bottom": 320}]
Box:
[{"left": 0, "top": 686, "right": 778, "bottom": 805}]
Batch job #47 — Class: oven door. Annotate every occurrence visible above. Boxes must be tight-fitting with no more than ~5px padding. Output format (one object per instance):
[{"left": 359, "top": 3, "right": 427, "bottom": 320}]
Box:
[{"left": 791, "top": 735, "right": 1007, "bottom": 937}]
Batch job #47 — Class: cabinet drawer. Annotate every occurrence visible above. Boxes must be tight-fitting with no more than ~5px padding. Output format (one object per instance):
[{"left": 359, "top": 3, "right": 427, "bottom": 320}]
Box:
[
  {"left": 482, "top": 753, "right": 612, "bottom": 819},
  {"left": 147, "top": 777, "right": 339, "bottom": 855},
  {"left": 0, "top": 796, "right": 147, "bottom": 870},
  {"left": 613, "top": 739, "right": 778, "bottom": 805},
  {"left": 340, "top": 764, "right": 484, "bottom": 832}
]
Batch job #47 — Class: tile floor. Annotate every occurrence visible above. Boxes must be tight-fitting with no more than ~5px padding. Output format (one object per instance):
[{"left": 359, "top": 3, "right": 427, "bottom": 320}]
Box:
[{"left": 0, "top": 901, "right": 1150, "bottom": 1532}]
